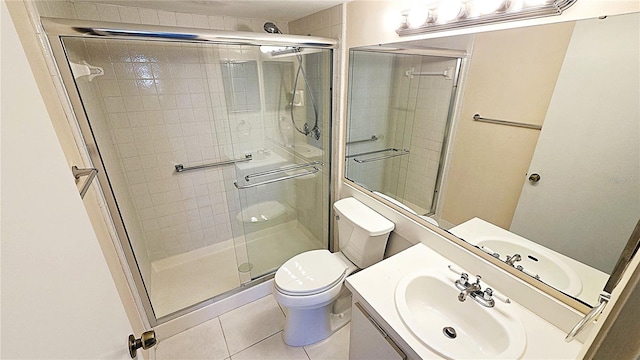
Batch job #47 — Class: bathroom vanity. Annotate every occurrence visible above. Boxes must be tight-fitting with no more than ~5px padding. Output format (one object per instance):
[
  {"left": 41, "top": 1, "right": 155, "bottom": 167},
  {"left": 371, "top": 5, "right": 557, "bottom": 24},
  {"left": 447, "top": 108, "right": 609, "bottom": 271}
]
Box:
[{"left": 345, "top": 243, "right": 583, "bottom": 359}]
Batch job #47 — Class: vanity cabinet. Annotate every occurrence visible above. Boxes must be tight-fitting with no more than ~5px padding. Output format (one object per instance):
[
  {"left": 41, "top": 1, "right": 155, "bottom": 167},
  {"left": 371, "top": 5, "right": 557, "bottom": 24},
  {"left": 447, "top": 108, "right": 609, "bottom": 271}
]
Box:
[{"left": 349, "top": 301, "right": 413, "bottom": 360}]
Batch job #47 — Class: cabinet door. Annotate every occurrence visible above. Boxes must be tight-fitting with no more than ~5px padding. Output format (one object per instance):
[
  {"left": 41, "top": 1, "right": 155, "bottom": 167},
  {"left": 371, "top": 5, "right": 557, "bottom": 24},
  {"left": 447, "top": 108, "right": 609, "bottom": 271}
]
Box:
[{"left": 350, "top": 302, "right": 406, "bottom": 360}]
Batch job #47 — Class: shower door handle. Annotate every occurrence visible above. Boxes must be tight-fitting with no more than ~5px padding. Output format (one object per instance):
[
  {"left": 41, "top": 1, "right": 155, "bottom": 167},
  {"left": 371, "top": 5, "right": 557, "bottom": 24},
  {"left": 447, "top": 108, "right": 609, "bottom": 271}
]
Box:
[{"left": 72, "top": 166, "right": 98, "bottom": 199}]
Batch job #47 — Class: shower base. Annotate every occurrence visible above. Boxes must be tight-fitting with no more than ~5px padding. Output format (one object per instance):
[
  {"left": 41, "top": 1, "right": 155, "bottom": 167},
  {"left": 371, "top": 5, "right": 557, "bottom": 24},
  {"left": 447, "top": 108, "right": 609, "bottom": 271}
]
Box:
[{"left": 149, "top": 220, "right": 322, "bottom": 318}]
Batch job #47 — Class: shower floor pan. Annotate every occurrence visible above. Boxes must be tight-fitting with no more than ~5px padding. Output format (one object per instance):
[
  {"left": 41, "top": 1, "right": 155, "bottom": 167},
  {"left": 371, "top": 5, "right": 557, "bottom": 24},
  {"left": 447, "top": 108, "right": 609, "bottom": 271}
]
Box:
[{"left": 149, "top": 220, "right": 321, "bottom": 317}]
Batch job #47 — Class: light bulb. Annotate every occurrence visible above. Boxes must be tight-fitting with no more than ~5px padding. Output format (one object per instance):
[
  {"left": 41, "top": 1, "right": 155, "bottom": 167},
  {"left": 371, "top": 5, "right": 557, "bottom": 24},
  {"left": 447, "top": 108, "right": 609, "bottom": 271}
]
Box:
[
  {"left": 407, "top": 5, "right": 430, "bottom": 28},
  {"left": 476, "top": 0, "right": 511, "bottom": 14},
  {"left": 437, "top": 0, "right": 465, "bottom": 23},
  {"left": 524, "top": 0, "right": 552, "bottom": 7}
]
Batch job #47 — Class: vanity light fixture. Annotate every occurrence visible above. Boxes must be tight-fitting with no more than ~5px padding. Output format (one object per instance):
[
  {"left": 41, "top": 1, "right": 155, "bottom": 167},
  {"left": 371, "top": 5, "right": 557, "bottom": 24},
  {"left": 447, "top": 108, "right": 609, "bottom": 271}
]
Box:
[{"left": 397, "top": 0, "right": 577, "bottom": 36}]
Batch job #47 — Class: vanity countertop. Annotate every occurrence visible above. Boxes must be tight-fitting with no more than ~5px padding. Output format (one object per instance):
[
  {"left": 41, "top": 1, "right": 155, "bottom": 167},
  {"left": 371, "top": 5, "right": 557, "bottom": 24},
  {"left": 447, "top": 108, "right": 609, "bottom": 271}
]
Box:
[{"left": 345, "top": 243, "right": 583, "bottom": 359}]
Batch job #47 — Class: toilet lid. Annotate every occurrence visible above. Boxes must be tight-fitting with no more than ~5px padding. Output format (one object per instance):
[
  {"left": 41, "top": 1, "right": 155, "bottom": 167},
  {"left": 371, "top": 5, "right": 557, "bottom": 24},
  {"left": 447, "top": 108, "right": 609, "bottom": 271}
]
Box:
[{"left": 275, "top": 250, "right": 348, "bottom": 296}]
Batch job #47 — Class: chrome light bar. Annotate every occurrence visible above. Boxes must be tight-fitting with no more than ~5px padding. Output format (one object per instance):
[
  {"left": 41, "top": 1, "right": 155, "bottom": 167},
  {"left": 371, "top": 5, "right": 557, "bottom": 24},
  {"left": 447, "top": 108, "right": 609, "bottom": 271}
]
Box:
[{"left": 397, "top": 0, "right": 578, "bottom": 36}]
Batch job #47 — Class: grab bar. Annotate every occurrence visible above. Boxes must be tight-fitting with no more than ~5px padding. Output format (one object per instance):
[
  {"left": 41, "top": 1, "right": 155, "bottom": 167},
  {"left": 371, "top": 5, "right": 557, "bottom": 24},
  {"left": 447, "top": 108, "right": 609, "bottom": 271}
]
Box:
[
  {"left": 234, "top": 167, "right": 319, "bottom": 189},
  {"left": 473, "top": 113, "right": 542, "bottom": 130},
  {"left": 405, "top": 66, "right": 453, "bottom": 80},
  {"left": 347, "top": 148, "right": 410, "bottom": 163},
  {"left": 72, "top": 166, "right": 98, "bottom": 199},
  {"left": 346, "top": 135, "right": 379, "bottom": 145},
  {"left": 244, "top": 161, "right": 322, "bottom": 181},
  {"left": 565, "top": 293, "right": 610, "bottom": 342},
  {"left": 175, "top": 154, "right": 252, "bottom": 173}
]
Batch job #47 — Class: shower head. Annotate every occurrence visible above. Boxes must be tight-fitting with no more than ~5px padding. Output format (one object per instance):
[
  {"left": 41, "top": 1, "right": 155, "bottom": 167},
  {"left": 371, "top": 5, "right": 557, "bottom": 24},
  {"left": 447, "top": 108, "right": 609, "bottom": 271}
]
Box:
[{"left": 263, "top": 22, "right": 282, "bottom": 34}]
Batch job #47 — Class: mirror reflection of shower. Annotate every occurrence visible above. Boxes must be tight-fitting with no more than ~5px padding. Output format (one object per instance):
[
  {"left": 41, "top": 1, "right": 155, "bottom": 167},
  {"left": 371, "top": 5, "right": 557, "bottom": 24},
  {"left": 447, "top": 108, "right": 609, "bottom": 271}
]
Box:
[{"left": 263, "top": 21, "right": 321, "bottom": 140}]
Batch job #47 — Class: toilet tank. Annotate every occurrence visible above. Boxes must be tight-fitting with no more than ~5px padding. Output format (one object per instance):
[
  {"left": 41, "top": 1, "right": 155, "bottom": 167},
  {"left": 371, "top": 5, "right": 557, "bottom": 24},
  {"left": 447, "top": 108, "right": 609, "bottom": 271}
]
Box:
[{"left": 333, "top": 197, "right": 395, "bottom": 268}]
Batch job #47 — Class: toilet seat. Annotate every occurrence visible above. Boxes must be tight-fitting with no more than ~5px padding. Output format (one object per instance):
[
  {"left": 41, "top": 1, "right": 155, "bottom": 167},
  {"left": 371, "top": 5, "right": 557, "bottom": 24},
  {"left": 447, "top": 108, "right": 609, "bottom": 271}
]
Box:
[{"left": 275, "top": 250, "right": 348, "bottom": 296}]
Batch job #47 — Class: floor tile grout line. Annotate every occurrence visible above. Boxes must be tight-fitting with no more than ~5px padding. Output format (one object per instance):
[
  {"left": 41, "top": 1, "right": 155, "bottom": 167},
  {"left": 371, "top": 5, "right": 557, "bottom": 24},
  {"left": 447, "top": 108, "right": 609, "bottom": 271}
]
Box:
[
  {"left": 217, "top": 316, "right": 233, "bottom": 359},
  {"left": 301, "top": 345, "right": 313, "bottom": 360},
  {"left": 227, "top": 329, "right": 286, "bottom": 357}
]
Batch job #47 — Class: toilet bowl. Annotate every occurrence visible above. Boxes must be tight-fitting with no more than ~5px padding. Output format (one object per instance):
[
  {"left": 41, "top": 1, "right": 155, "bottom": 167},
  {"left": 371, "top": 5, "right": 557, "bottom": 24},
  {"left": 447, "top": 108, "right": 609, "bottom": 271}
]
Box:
[{"left": 273, "top": 197, "right": 395, "bottom": 346}]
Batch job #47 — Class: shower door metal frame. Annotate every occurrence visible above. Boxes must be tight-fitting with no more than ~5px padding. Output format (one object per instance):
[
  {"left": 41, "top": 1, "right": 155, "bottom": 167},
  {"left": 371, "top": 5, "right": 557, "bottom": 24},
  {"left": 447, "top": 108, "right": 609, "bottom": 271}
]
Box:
[{"left": 42, "top": 17, "right": 336, "bottom": 326}]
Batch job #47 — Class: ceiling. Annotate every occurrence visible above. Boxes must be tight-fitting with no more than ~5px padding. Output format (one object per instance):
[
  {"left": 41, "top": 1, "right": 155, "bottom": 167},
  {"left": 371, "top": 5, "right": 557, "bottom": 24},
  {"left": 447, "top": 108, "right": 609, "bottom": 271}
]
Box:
[{"left": 73, "top": 0, "right": 347, "bottom": 22}]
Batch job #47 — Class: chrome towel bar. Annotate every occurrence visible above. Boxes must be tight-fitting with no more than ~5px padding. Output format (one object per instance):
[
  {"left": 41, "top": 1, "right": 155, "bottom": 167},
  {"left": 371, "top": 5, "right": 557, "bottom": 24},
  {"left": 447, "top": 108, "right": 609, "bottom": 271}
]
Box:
[
  {"left": 346, "top": 135, "right": 379, "bottom": 145},
  {"left": 347, "top": 148, "right": 410, "bottom": 163},
  {"left": 244, "top": 161, "right": 323, "bottom": 181},
  {"left": 175, "top": 154, "right": 252, "bottom": 173},
  {"left": 473, "top": 113, "right": 542, "bottom": 130},
  {"left": 72, "top": 166, "right": 98, "bottom": 199},
  {"left": 234, "top": 167, "right": 319, "bottom": 189}
]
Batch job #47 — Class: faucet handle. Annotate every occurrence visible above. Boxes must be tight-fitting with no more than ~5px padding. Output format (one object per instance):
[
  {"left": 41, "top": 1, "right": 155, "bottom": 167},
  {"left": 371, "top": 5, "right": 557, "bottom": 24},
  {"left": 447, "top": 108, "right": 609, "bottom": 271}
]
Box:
[
  {"left": 485, "top": 287, "right": 511, "bottom": 304},
  {"left": 483, "top": 287, "right": 493, "bottom": 299}
]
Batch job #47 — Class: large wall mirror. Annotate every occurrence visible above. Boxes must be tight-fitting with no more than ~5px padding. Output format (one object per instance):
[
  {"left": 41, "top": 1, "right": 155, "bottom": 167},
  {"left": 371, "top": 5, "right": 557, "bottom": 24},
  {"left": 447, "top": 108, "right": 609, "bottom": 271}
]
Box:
[{"left": 345, "top": 12, "right": 639, "bottom": 307}]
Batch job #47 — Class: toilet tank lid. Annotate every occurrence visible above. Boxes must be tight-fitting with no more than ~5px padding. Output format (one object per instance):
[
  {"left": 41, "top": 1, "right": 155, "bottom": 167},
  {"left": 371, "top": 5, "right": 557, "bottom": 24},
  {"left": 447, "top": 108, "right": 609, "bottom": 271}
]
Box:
[{"left": 333, "top": 197, "right": 395, "bottom": 236}]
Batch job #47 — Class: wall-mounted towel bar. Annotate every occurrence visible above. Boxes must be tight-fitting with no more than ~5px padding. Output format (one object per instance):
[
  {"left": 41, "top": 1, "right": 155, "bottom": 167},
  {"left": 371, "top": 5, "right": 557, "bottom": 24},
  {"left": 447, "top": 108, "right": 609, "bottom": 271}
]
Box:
[
  {"left": 244, "top": 161, "right": 323, "bottom": 182},
  {"left": 72, "top": 166, "right": 98, "bottom": 199},
  {"left": 473, "top": 113, "right": 542, "bottom": 130},
  {"left": 175, "top": 154, "right": 252, "bottom": 173},
  {"left": 347, "top": 148, "right": 410, "bottom": 163},
  {"left": 346, "top": 135, "right": 379, "bottom": 145},
  {"left": 405, "top": 66, "right": 453, "bottom": 80}
]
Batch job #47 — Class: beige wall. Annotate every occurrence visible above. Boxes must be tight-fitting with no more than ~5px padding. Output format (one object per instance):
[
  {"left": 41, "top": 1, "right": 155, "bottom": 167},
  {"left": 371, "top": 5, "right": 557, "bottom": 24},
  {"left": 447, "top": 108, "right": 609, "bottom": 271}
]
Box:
[
  {"left": 441, "top": 22, "right": 575, "bottom": 228},
  {"left": 2, "top": 2, "right": 137, "bottom": 357},
  {"left": 6, "top": 0, "right": 149, "bottom": 334}
]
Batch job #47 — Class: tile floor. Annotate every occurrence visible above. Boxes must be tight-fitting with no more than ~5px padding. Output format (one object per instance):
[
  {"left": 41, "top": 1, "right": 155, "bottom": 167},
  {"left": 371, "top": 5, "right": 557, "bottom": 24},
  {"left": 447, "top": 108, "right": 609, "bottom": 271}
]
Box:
[{"left": 155, "top": 294, "right": 350, "bottom": 360}]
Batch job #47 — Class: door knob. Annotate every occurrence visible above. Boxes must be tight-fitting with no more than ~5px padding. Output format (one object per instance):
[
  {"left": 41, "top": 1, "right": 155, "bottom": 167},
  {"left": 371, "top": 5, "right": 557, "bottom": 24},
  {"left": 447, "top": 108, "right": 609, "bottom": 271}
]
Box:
[
  {"left": 128, "top": 330, "right": 156, "bottom": 358},
  {"left": 528, "top": 173, "right": 541, "bottom": 183}
]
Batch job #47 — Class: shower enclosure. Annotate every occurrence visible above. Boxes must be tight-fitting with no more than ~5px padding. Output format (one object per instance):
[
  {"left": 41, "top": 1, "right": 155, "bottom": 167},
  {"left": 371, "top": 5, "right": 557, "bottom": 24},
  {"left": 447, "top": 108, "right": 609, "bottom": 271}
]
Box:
[{"left": 44, "top": 18, "right": 334, "bottom": 322}]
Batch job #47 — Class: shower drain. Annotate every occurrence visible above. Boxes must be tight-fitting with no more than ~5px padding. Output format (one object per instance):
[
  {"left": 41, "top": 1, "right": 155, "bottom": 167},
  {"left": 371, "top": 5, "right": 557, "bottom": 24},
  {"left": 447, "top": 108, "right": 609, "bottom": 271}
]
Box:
[
  {"left": 443, "top": 326, "right": 457, "bottom": 339},
  {"left": 238, "top": 263, "right": 254, "bottom": 273}
]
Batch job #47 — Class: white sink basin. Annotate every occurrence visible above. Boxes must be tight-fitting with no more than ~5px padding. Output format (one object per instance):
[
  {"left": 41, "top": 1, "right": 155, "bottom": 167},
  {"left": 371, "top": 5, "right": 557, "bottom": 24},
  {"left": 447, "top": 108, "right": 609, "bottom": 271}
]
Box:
[
  {"left": 476, "top": 237, "right": 582, "bottom": 296},
  {"left": 395, "top": 270, "right": 526, "bottom": 359}
]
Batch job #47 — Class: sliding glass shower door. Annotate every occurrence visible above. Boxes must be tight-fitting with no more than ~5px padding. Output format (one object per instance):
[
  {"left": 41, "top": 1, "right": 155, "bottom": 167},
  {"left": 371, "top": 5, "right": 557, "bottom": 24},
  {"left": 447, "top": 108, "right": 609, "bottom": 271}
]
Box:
[{"left": 58, "top": 35, "right": 331, "bottom": 319}]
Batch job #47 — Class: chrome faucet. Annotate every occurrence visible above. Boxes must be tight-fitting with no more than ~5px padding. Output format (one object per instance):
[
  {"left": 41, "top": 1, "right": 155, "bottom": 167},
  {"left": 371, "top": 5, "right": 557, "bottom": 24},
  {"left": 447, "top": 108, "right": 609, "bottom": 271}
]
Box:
[
  {"left": 450, "top": 266, "right": 511, "bottom": 307},
  {"left": 505, "top": 253, "right": 522, "bottom": 266},
  {"left": 455, "top": 273, "right": 483, "bottom": 302}
]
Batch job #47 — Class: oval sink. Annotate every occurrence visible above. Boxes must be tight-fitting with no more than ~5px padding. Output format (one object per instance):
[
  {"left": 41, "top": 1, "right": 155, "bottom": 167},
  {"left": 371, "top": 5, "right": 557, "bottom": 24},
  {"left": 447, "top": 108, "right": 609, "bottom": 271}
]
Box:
[
  {"left": 476, "top": 237, "right": 582, "bottom": 296},
  {"left": 395, "top": 270, "right": 526, "bottom": 359}
]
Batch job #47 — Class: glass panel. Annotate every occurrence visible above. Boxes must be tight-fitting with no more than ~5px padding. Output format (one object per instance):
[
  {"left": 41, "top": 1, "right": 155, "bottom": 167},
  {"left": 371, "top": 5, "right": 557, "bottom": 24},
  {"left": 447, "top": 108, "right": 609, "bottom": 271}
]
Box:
[
  {"left": 60, "top": 36, "right": 332, "bottom": 318},
  {"left": 346, "top": 50, "right": 459, "bottom": 216},
  {"left": 226, "top": 48, "right": 332, "bottom": 279}
]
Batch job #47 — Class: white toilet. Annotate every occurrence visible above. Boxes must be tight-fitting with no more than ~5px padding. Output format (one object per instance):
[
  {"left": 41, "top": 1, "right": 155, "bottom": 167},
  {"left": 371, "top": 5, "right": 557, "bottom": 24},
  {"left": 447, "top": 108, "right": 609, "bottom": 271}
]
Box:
[{"left": 273, "top": 197, "right": 395, "bottom": 346}]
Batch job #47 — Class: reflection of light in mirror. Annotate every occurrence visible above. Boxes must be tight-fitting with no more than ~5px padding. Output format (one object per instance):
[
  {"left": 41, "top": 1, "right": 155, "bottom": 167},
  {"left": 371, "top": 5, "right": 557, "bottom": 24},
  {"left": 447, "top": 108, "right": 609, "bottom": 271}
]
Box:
[
  {"left": 437, "top": 0, "right": 465, "bottom": 23},
  {"left": 407, "top": 5, "right": 430, "bottom": 28},
  {"left": 476, "top": 0, "right": 511, "bottom": 15},
  {"left": 524, "top": 0, "right": 552, "bottom": 6}
]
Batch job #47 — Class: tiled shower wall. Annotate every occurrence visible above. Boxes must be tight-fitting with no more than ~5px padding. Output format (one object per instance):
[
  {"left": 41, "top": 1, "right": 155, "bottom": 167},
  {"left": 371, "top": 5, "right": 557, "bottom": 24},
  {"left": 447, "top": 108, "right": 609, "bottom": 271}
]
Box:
[{"left": 35, "top": 0, "right": 297, "bottom": 271}]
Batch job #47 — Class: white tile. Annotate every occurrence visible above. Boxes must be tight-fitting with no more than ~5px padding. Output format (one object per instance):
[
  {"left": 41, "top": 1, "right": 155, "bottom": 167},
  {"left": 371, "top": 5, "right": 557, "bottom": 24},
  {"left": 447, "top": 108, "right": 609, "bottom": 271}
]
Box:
[
  {"left": 209, "top": 16, "right": 224, "bottom": 30},
  {"left": 193, "top": 14, "right": 210, "bottom": 29},
  {"left": 118, "top": 6, "right": 141, "bottom": 24},
  {"left": 138, "top": 8, "right": 160, "bottom": 25},
  {"left": 156, "top": 318, "right": 230, "bottom": 360},
  {"left": 96, "top": 3, "right": 121, "bottom": 22},
  {"left": 230, "top": 332, "right": 309, "bottom": 360},
  {"left": 158, "top": 10, "right": 177, "bottom": 26},
  {"left": 74, "top": 2, "right": 99, "bottom": 21},
  {"left": 220, "top": 295, "right": 285, "bottom": 355},
  {"left": 176, "top": 12, "right": 194, "bottom": 27},
  {"left": 303, "top": 324, "right": 350, "bottom": 360}
]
